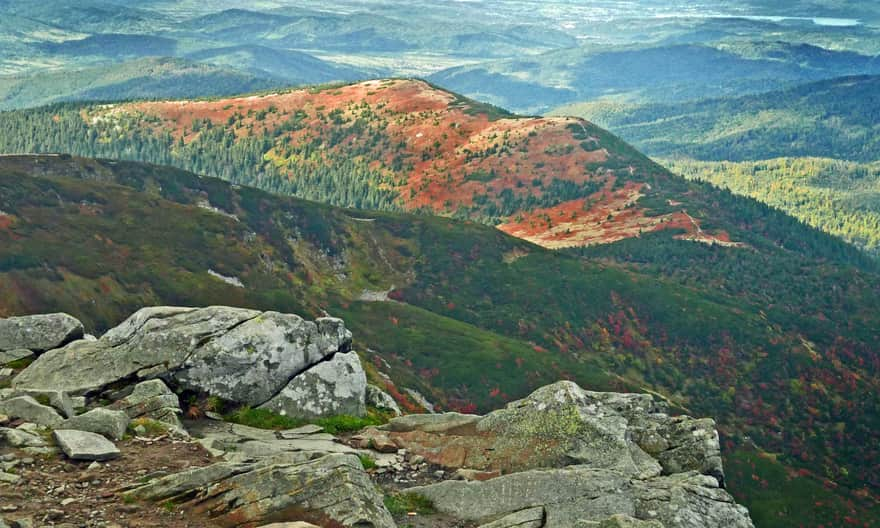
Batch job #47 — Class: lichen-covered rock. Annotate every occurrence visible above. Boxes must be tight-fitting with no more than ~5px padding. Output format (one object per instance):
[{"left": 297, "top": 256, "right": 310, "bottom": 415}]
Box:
[
  {"left": 109, "top": 379, "right": 184, "bottom": 431},
  {"left": 259, "top": 351, "right": 367, "bottom": 419},
  {"left": 61, "top": 408, "right": 129, "bottom": 441},
  {"left": 0, "top": 313, "right": 83, "bottom": 353},
  {"left": 54, "top": 429, "right": 120, "bottom": 461},
  {"left": 13, "top": 307, "right": 352, "bottom": 406},
  {"left": 366, "top": 384, "right": 402, "bottom": 416},
  {"left": 125, "top": 454, "right": 395, "bottom": 528},
  {"left": 633, "top": 472, "right": 752, "bottom": 528},
  {"left": 0, "top": 396, "right": 64, "bottom": 428},
  {"left": 409, "top": 467, "right": 635, "bottom": 525}
]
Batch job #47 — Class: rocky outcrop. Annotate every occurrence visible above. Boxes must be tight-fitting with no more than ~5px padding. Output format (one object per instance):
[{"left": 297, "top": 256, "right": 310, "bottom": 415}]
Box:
[
  {"left": 357, "top": 381, "right": 753, "bottom": 528},
  {"left": 362, "top": 381, "right": 721, "bottom": 480},
  {"left": 1, "top": 309, "right": 753, "bottom": 528},
  {"left": 13, "top": 307, "right": 354, "bottom": 406},
  {"left": 0, "top": 313, "right": 83, "bottom": 353},
  {"left": 259, "top": 350, "right": 367, "bottom": 419}
]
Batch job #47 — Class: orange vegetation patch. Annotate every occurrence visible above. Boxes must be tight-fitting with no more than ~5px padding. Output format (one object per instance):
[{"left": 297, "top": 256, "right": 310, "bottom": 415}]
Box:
[
  {"left": 0, "top": 212, "right": 14, "bottom": 231},
  {"left": 499, "top": 180, "right": 741, "bottom": 249},
  {"left": 81, "top": 79, "right": 740, "bottom": 250}
]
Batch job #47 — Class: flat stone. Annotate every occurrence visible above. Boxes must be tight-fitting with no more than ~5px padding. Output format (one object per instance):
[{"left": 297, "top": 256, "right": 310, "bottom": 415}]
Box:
[
  {"left": 53, "top": 430, "right": 121, "bottom": 461},
  {"left": 0, "top": 396, "right": 64, "bottom": 428},
  {"left": 278, "top": 424, "right": 324, "bottom": 437},
  {"left": 384, "top": 412, "right": 481, "bottom": 433},
  {"left": 62, "top": 408, "right": 130, "bottom": 441}
]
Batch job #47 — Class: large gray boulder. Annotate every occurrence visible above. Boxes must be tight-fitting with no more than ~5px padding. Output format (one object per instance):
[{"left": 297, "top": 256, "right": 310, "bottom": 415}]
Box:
[
  {"left": 0, "top": 313, "right": 83, "bottom": 353},
  {"left": 408, "top": 467, "right": 753, "bottom": 528},
  {"left": 259, "top": 351, "right": 367, "bottom": 419},
  {"left": 12, "top": 307, "right": 352, "bottom": 405},
  {"left": 54, "top": 429, "right": 121, "bottom": 461},
  {"left": 124, "top": 454, "right": 395, "bottom": 528},
  {"left": 62, "top": 408, "right": 130, "bottom": 441},
  {"left": 0, "top": 395, "right": 64, "bottom": 428}
]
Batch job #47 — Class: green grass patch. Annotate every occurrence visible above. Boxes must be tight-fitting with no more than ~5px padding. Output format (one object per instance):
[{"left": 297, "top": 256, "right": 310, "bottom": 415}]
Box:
[
  {"left": 384, "top": 493, "right": 435, "bottom": 515},
  {"left": 225, "top": 406, "right": 386, "bottom": 434},
  {"left": 358, "top": 454, "right": 377, "bottom": 470}
]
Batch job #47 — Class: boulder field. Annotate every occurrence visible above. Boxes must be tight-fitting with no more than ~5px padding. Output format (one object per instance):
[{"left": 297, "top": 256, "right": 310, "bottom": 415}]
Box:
[{"left": 0, "top": 307, "right": 754, "bottom": 528}]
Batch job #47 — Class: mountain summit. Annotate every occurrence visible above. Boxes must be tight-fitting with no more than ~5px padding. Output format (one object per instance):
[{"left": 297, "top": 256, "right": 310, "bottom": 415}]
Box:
[{"left": 1, "top": 79, "right": 739, "bottom": 249}]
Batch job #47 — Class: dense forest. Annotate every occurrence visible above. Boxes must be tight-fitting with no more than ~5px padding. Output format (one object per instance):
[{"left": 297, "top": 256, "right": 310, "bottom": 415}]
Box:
[{"left": 665, "top": 158, "right": 880, "bottom": 256}]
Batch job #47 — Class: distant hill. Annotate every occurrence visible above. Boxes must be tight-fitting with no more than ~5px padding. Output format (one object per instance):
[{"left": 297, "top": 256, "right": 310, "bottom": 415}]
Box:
[
  {"left": 552, "top": 74, "right": 880, "bottom": 163},
  {"left": 430, "top": 42, "right": 880, "bottom": 114},
  {"left": 0, "top": 57, "right": 283, "bottom": 110},
  {"left": 185, "top": 44, "right": 376, "bottom": 85},
  {"left": 1, "top": 154, "right": 879, "bottom": 527}
]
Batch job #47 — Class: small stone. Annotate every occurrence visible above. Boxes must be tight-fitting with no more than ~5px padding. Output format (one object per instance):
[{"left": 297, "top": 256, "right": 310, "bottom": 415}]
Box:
[
  {"left": 452, "top": 468, "right": 502, "bottom": 481},
  {"left": 1, "top": 505, "right": 18, "bottom": 512},
  {"left": 0, "top": 472, "right": 20, "bottom": 484},
  {"left": 133, "top": 425, "right": 147, "bottom": 436},
  {"left": 20, "top": 458, "right": 33, "bottom": 465},
  {"left": 60, "top": 498, "right": 76, "bottom": 506},
  {"left": 87, "top": 462, "right": 102, "bottom": 472},
  {"left": 44, "top": 509, "right": 64, "bottom": 521}
]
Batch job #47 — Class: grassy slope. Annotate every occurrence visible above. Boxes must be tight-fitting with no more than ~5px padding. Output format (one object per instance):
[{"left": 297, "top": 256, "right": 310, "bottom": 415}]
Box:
[{"left": 1, "top": 155, "right": 879, "bottom": 525}]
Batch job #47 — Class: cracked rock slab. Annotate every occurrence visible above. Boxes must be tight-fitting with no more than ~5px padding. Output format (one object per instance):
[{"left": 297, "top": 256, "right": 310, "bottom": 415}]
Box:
[{"left": 258, "top": 350, "right": 366, "bottom": 419}]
